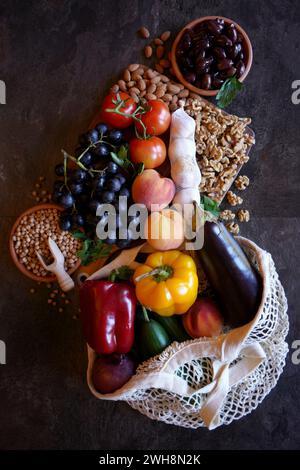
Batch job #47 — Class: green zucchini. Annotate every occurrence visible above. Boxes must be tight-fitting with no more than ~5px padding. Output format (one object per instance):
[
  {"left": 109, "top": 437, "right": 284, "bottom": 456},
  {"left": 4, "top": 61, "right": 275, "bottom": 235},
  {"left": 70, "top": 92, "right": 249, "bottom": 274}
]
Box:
[
  {"left": 138, "top": 308, "right": 171, "bottom": 360},
  {"left": 152, "top": 314, "right": 190, "bottom": 343}
]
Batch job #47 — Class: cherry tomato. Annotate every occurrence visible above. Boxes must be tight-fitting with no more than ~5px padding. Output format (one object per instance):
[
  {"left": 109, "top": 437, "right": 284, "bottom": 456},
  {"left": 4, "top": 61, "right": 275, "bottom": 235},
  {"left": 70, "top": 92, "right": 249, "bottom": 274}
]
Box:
[
  {"left": 101, "top": 92, "right": 137, "bottom": 129},
  {"left": 129, "top": 136, "right": 166, "bottom": 169},
  {"left": 135, "top": 100, "right": 171, "bottom": 136}
]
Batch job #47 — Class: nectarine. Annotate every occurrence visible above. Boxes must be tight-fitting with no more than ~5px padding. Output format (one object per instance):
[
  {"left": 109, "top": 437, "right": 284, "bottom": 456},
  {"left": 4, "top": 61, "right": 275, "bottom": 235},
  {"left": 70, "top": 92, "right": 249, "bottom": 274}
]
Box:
[
  {"left": 183, "top": 298, "right": 223, "bottom": 338},
  {"left": 131, "top": 169, "right": 175, "bottom": 211},
  {"left": 145, "top": 208, "right": 185, "bottom": 251}
]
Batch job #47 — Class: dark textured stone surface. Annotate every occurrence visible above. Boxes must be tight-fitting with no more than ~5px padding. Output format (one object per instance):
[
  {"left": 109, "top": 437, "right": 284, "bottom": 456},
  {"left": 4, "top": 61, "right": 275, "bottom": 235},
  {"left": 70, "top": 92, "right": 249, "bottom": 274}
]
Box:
[{"left": 0, "top": 0, "right": 300, "bottom": 450}]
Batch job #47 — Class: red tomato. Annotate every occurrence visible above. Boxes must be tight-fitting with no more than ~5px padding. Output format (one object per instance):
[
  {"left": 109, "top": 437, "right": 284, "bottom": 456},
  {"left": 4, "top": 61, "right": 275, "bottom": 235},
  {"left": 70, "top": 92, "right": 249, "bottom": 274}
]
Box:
[
  {"left": 129, "top": 136, "right": 166, "bottom": 169},
  {"left": 135, "top": 100, "right": 171, "bottom": 136},
  {"left": 101, "top": 92, "right": 137, "bottom": 129}
]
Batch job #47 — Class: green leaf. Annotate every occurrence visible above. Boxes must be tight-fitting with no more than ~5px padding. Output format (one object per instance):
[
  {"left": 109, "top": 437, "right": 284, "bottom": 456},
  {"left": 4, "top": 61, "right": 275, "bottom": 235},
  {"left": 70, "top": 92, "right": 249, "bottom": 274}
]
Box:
[
  {"left": 110, "top": 145, "right": 133, "bottom": 171},
  {"left": 72, "top": 230, "right": 87, "bottom": 240},
  {"left": 201, "top": 195, "right": 220, "bottom": 217},
  {"left": 76, "top": 238, "right": 112, "bottom": 266},
  {"left": 118, "top": 145, "right": 128, "bottom": 160},
  {"left": 136, "top": 162, "right": 144, "bottom": 175},
  {"left": 108, "top": 265, "right": 134, "bottom": 282},
  {"left": 216, "top": 77, "right": 243, "bottom": 109}
]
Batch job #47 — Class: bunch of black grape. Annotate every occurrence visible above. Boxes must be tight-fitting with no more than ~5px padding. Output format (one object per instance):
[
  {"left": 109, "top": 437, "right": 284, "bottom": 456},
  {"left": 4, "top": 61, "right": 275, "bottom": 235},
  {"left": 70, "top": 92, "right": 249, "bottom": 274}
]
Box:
[{"left": 52, "top": 123, "right": 134, "bottom": 248}]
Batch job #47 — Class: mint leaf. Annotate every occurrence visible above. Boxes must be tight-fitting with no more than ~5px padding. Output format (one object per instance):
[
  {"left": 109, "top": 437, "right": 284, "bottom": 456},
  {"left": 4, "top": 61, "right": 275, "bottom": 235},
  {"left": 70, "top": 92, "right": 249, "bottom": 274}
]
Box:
[
  {"left": 201, "top": 195, "right": 220, "bottom": 217},
  {"left": 216, "top": 77, "right": 243, "bottom": 109},
  {"left": 76, "top": 236, "right": 112, "bottom": 266}
]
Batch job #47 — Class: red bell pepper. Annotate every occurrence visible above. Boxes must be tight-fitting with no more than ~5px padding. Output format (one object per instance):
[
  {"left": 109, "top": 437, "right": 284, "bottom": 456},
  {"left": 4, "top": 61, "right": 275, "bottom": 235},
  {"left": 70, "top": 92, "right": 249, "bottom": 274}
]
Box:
[{"left": 79, "top": 280, "right": 137, "bottom": 355}]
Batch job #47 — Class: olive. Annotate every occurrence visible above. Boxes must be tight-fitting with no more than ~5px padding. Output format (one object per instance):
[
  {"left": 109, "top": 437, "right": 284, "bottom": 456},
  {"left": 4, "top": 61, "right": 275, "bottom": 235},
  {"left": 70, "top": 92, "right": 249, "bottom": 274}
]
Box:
[
  {"left": 227, "top": 44, "right": 240, "bottom": 60},
  {"left": 201, "top": 73, "right": 212, "bottom": 89},
  {"left": 226, "top": 24, "right": 238, "bottom": 43},
  {"left": 212, "top": 75, "right": 224, "bottom": 89},
  {"left": 213, "top": 47, "right": 227, "bottom": 60},
  {"left": 192, "top": 29, "right": 209, "bottom": 41},
  {"left": 216, "top": 18, "right": 225, "bottom": 27},
  {"left": 195, "top": 38, "right": 210, "bottom": 50},
  {"left": 220, "top": 66, "right": 237, "bottom": 79},
  {"left": 179, "top": 56, "right": 194, "bottom": 70},
  {"left": 238, "top": 50, "right": 244, "bottom": 61},
  {"left": 236, "top": 60, "right": 246, "bottom": 78},
  {"left": 194, "top": 47, "right": 206, "bottom": 59},
  {"left": 205, "top": 56, "right": 214, "bottom": 66},
  {"left": 217, "top": 58, "right": 234, "bottom": 71},
  {"left": 180, "top": 29, "right": 193, "bottom": 51},
  {"left": 176, "top": 46, "right": 185, "bottom": 57},
  {"left": 184, "top": 71, "right": 196, "bottom": 84},
  {"left": 214, "top": 35, "right": 233, "bottom": 48},
  {"left": 237, "top": 32, "right": 244, "bottom": 43},
  {"left": 206, "top": 20, "right": 223, "bottom": 35},
  {"left": 196, "top": 57, "right": 211, "bottom": 73}
]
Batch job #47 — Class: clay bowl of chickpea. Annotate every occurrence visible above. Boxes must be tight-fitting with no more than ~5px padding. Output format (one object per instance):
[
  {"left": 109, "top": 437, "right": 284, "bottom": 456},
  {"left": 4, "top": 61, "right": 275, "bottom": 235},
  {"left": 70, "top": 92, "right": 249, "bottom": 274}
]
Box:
[{"left": 9, "top": 204, "right": 81, "bottom": 283}]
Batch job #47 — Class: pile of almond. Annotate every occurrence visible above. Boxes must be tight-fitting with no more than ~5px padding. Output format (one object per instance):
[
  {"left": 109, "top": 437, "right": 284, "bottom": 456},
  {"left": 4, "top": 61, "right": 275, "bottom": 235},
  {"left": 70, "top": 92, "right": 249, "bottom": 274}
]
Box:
[{"left": 111, "top": 64, "right": 193, "bottom": 112}]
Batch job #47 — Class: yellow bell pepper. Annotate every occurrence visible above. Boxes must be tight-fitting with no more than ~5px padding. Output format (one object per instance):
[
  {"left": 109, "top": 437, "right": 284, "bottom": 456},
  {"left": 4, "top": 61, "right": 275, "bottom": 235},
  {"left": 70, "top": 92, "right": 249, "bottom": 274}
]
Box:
[{"left": 133, "top": 250, "right": 198, "bottom": 316}]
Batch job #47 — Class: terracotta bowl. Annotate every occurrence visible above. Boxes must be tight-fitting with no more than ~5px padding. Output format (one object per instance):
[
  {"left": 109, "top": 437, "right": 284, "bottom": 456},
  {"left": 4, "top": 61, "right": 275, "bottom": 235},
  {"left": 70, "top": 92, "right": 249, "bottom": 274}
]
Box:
[
  {"left": 171, "top": 15, "right": 253, "bottom": 97},
  {"left": 9, "top": 203, "right": 81, "bottom": 283}
]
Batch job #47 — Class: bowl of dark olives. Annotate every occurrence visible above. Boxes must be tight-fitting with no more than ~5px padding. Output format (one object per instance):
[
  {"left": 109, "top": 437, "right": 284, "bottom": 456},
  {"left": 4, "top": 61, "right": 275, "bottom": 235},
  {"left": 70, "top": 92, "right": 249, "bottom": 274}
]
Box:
[{"left": 171, "top": 16, "right": 253, "bottom": 96}]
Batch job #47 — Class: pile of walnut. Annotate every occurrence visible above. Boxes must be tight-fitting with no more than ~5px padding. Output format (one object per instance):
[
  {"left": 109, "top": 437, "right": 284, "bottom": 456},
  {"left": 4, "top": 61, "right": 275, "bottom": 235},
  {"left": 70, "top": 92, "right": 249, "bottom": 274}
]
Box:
[{"left": 184, "top": 98, "right": 254, "bottom": 234}]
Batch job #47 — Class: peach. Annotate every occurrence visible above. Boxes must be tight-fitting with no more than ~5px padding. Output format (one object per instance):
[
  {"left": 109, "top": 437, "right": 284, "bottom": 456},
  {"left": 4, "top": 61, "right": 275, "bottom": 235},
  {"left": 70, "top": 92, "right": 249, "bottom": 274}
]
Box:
[
  {"left": 132, "top": 169, "right": 176, "bottom": 211},
  {"left": 183, "top": 298, "right": 223, "bottom": 338},
  {"left": 145, "top": 208, "right": 185, "bottom": 251}
]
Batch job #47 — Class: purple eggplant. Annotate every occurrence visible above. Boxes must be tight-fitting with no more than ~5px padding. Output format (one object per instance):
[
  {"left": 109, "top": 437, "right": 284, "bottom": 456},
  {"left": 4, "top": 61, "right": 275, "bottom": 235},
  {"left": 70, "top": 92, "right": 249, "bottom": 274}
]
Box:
[{"left": 197, "top": 221, "right": 262, "bottom": 327}]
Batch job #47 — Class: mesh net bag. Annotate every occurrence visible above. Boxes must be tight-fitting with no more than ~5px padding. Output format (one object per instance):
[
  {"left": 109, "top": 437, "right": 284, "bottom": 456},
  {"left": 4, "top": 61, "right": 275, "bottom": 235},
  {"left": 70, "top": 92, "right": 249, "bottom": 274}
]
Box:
[{"left": 86, "top": 237, "right": 289, "bottom": 430}]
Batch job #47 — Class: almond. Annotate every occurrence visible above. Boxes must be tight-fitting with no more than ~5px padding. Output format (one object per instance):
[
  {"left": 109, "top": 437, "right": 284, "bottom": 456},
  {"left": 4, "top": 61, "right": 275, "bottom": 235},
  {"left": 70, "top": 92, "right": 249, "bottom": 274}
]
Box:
[
  {"left": 146, "top": 69, "right": 157, "bottom": 79},
  {"left": 123, "top": 69, "right": 131, "bottom": 82},
  {"left": 162, "top": 93, "right": 172, "bottom": 102},
  {"left": 160, "top": 30, "right": 171, "bottom": 42},
  {"left": 128, "top": 64, "right": 140, "bottom": 72},
  {"left": 160, "top": 74, "right": 170, "bottom": 82},
  {"left": 145, "top": 93, "right": 157, "bottom": 100},
  {"left": 130, "top": 87, "right": 140, "bottom": 95},
  {"left": 147, "top": 83, "right": 157, "bottom": 94},
  {"left": 136, "top": 67, "right": 145, "bottom": 76},
  {"left": 118, "top": 80, "right": 127, "bottom": 92},
  {"left": 171, "top": 95, "right": 178, "bottom": 104},
  {"left": 140, "top": 90, "right": 146, "bottom": 97},
  {"left": 156, "top": 84, "right": 166, "bottom": 98},
  {"left": 154, "top": 38, "right": 163, "bottom": 46},
  {"left": 138, "top": 26, "right": 150, "bottom": 38},
  {"left": 127, "top": 80, "right": 136, "bottom": 88},
  {"left": 144, "top": 45, "right": 153, "bottom": 58},
  {"left": 132, "top": 93, "right": 140, "bottom": 102},
  {"left": 132, "top": 71, "right": 142, "bottom": 81},
  {"left": 137, "top": 79, "right": 146, "bottom": 91},
  {"left": 151, "top": 75, "right": 162, "bottom": 84},
  {"left": 169, "top": 103, "right": 178, "bottom": 112},
  {"left": 167, "top": 83, "right": 181, "bottom": 94},
  {"left": 178, "top": 89, "right": 189, "bottom": 98},
  {"left": 156, "top": 45, "right": 164, "bottom": 59}
]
